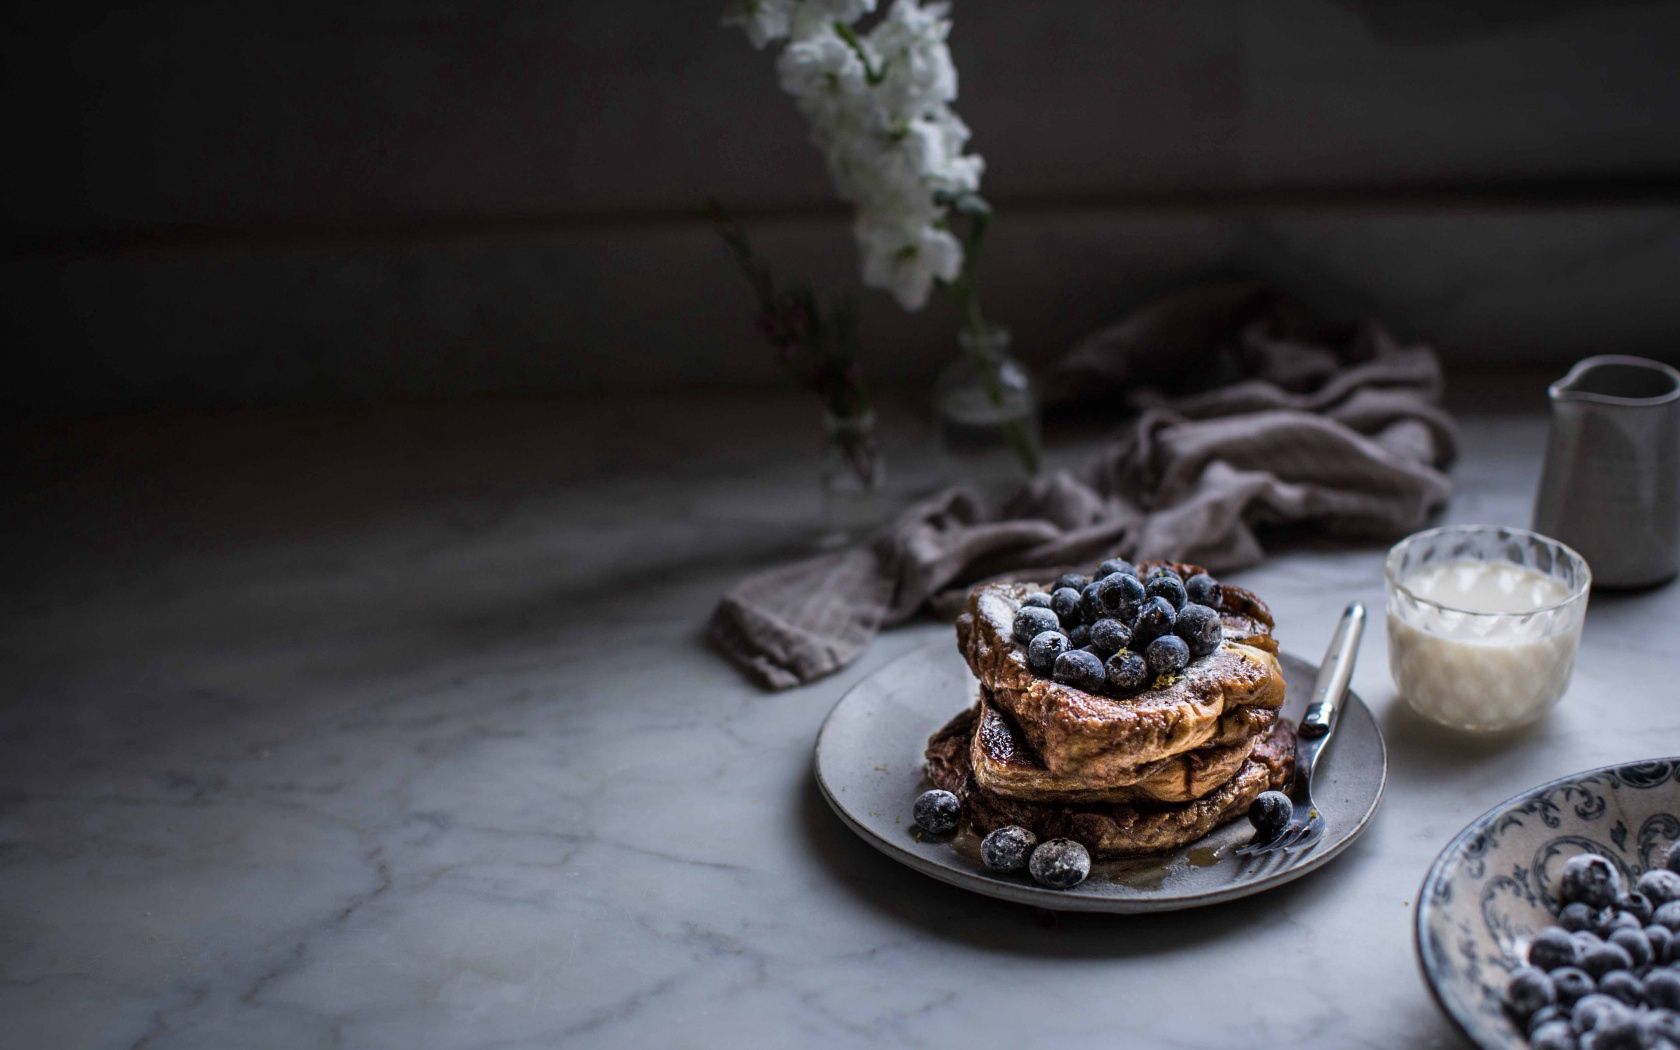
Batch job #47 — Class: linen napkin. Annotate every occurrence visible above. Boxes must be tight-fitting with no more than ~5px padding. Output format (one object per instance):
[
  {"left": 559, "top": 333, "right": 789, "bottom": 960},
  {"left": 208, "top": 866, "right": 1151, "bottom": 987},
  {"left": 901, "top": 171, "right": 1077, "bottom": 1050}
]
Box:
[{"left": 709, "top": 282, "right": 1457, "bottom": 690}]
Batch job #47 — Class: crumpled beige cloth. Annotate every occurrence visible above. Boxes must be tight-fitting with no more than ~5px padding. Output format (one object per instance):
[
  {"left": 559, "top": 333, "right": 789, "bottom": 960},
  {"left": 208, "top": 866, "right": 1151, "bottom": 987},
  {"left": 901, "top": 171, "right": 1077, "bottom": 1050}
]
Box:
[{"left": 709, "top": 283, "right": 1457, "bottom": 689}]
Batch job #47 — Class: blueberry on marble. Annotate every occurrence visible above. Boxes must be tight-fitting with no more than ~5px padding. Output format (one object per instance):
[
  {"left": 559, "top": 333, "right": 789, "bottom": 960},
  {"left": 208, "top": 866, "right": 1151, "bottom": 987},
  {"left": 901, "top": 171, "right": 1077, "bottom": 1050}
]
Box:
[
  {"left": 1561, "top": 853, "right": 1624, "bottom": 909},
  {"left": 1173, "top": 603, "right": 1223, "bottom": 659},
  {"left": 1185, "top": 572, "right": 1222, "bottom": 608},
  {"left": 1027, "top": 631, "right": 1070, "bottom": 675},
  {"left": 1654, "top": 900, "right": 1680, "bottom": 931},
  {"left": 1561, "top": 902, "right": 1597, "bottom": 932},
  {"left": 1529, "top": 1019, "right": 1576, "bottom": 1050},
  {"left": 1089, "top": 618, "right": 1132, "bottom": 656},
  {"left": 1098, "top": 572, "right": 1146, "bottom": 621},
  {"left": 1097, "top": 558, "right": 1137, "bottom": 580},
  {"left": 1531, "top": 927, "right": 1582, "bottom": 971},
  {"left": 1028, "top": 838, "right": 1090, "bottom": 889},
  {"left": 1050, "top": 587, "right": 1084, "bottom": 624},
  {"left": 1610, "top": 927, "right": 1653, "bottom": 969},
  {"left": 1146, "top": 634, "right": 1190, "bottom": 677},
  {"left": 1105, "top": 650, "right": 1150, "bottom": 694},
  {"left": 1619, "top": 890, "right": 1655, "bottom": 924},
  {"left": 1507, "top": 966, "right": 1556, "bottom": 1022},
  {"left": 1248, "top": 790, "right": 1292, "bottom": 844},
  {"left": 1132, "top": 596, "right": 1177, "bottom": 645},
  {"left": 1020, "top": 591, "right": 1053, "bottom": 609},
  {"left": 980, "top": 825, "right": 1038, "bottom": 873},
  {"left": 1598, "top": 970, "right": 1645, "bottom": 1007},
  {"left": 1052, "top": 649, "right": 1106, "bottom": 693},
  {"left": 1013, "top": 606, "right": 1060, "bottom": 646},
  {"left": 1580, "top": 942, "right": 1634, "bottom": 979},
  {"left": 1645, "top": 969, "right": 1680, "bottom": 1010},
  {"left": 1067, "top": 624, "right": 1091, "bottom": 649},
  {"left": 1053, "top": 573, "right": 1090, "bottom": 596},
  {"left": 1145, "top": 573, "right": 1188, "bottom": 611},
  {"left": 913, "top": 789, "right": 960, "bottom": 834},
  {"left": 1551, "top": 966, "right": 1595, "bottom": 1008}
]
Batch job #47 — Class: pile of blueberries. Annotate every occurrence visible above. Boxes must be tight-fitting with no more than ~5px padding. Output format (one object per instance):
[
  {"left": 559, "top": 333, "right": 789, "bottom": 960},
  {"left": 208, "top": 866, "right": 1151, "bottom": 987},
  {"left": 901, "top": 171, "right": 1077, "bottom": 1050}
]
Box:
[
  {"left": 1503, "top": 845, "right": 1680, "bottom": 1049},
  {"left": 1011, "top": 558, "right": 1225, "bottom": 696},
  {"left": 913, "top": 789, "right": 1091, "bottom": 889}
]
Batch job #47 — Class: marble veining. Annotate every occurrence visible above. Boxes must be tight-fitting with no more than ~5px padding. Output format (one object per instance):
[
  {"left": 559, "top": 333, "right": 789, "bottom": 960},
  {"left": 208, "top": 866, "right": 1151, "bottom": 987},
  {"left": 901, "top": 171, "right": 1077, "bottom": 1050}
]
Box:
[{"left": 2, "top": 382, "right": 1677, "bottom": 1048}]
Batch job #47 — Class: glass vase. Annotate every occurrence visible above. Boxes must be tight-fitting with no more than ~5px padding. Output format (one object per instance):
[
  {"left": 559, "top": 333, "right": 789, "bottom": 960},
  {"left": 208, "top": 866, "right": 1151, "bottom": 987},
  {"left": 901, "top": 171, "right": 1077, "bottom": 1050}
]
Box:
[
  {"left": 819, "top": 408, "right": 885, "bottom": 548},
  {"left": 934, "top": 325, "right": 1042, "bottom": 493}
]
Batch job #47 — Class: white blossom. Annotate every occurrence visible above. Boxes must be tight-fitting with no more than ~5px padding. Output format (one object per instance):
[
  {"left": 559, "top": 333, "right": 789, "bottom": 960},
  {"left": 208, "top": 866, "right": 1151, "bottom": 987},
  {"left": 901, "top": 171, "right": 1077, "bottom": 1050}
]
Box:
[
  {"left": 722, "top": 0, "right": 878, "bottom": 49},
  {"left": 727, "top": 0, "right": 985, "bottom": 313}
]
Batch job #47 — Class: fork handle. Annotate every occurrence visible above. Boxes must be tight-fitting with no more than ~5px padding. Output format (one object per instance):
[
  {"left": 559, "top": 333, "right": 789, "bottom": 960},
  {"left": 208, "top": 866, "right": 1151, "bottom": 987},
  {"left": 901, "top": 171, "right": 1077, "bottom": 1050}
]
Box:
[{"left": 1301, "top": 602, "right": 1365, "bottom": 739}]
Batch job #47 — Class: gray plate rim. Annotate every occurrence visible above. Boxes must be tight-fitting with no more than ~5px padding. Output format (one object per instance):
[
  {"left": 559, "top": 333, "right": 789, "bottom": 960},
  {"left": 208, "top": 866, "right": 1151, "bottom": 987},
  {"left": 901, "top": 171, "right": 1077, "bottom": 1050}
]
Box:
[{"left": 813, "top": 640, "right": 1388, "bottom": 913}]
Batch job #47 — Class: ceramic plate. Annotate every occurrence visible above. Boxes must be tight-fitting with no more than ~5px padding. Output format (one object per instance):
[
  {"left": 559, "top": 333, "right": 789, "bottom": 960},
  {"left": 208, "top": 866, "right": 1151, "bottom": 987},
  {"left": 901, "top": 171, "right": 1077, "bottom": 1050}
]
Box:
[
  {"left": 813, "top": 640, "right": 1386, "bottom": 913},
  {"left": 1417, "top": 759, "right": 1680, "bottom": 1049}
]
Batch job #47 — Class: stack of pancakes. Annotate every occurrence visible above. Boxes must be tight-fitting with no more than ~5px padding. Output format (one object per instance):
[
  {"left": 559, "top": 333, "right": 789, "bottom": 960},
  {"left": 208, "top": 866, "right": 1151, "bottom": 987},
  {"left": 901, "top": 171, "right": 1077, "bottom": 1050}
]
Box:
[{"left": 924, "top": 563, "right": 1296, "bottom": 858}]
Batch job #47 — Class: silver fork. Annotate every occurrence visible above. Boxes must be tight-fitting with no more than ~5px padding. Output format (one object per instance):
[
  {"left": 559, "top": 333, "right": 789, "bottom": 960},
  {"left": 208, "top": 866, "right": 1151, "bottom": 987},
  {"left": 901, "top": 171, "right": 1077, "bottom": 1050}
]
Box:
[{"left": 1237, "top": 600, "right": 1366, "bottom": 860}]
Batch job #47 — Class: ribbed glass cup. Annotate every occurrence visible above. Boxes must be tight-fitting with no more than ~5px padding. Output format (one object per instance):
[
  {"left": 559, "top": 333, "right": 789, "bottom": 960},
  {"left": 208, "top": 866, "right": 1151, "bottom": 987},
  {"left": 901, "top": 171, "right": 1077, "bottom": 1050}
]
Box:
[{"left": 1386, "top": 525, "right": 1591, "bottom": 732}]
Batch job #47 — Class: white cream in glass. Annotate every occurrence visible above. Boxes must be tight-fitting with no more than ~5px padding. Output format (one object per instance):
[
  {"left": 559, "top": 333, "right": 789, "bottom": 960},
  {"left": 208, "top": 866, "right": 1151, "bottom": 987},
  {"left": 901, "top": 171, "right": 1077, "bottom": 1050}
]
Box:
[{"left": 1386, "top": 525, "right": 1590, "bottom": 732}]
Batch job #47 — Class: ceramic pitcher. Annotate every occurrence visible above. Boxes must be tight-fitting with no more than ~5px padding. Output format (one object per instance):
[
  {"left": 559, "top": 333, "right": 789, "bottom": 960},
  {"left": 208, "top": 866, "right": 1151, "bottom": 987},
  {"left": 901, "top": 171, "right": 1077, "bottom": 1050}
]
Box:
[{"left": 1533, "top": 355, "right": 1680, "bottom": 588}]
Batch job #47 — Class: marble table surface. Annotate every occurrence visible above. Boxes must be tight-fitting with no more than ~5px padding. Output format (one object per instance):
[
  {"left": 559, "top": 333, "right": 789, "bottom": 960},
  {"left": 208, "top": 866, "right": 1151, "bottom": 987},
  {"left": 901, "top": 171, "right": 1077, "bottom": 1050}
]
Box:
[{"left": 5, "top": 380, "right": 1678, "bottom": 1049}]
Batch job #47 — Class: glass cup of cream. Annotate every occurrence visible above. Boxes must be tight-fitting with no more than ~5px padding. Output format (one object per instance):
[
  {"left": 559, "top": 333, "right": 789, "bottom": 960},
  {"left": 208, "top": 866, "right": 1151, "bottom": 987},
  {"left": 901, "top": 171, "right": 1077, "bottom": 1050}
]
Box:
[{"left": 1386, "top": 524, "right": 1591, "bottom": 732}]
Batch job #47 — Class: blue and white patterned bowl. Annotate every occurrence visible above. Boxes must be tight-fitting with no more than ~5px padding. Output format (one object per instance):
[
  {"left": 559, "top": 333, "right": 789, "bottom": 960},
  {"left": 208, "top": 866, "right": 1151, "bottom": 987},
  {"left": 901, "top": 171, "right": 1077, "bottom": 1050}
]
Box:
[{"left": 1417, "top": 759, "right": 1680, "bottom": 1048}]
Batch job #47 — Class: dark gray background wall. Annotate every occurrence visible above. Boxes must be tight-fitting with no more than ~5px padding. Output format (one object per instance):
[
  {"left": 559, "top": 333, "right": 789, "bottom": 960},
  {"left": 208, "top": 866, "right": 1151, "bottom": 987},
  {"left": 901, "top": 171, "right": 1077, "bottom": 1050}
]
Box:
[{"left": 5, "top": 1, "right": 1680, "bottom": 416}]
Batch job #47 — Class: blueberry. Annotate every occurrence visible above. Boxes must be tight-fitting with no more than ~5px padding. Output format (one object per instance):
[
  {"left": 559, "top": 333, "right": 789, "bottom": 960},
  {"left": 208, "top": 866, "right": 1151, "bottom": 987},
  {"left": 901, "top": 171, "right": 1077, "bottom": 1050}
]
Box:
[
  {"left": 1052, "top": 649, "right": 1106, "bottom": 694},
  {"left": 1027, "top": 631, "right": 1070, "bottom": 675},
  {"left": 1146, "top": 634, "right": 1190, "bottom": 677},
  {"left": 1651, "top": 1012, "right": 1680, "bottom": 1049},
  {"left": 1572, "top": 993, "right": 1625, "bottom": 1034},
  {"left": 1097, "top": 573, "right": 1146, "bottom": 621},
  {"left": 1573, "top": 930, "right": 1604, "bottom": 957},
  {"left": 1173, "top": 603, "right": 1223, "bottom": 659},
  {"left": 1654, "top": 900, "right": 1680, "bottom": 931},
  {"left": 1097, "top": 558, "right": 1137, "bottom": 580},
  {"left": 1611, "top": 927, "right": 1653, "bottom": 968},
  {"left": 1645, "top": 924, "right": 1673, "bottom": 960},
  {"left": 1552, "top": 966, "right": 1595, "bottom": 1007},
  {"left": 1508, "top": 966, "right": 1557, "bottom": 1021},
  {"left": 1527, "top": 1004, "right": 1566, "bottom": 1038},
  {"left": 1605, "top": 909, "right": 1643, "bottom": 935},
  {"left": 1562, "top": 902, "right": 1598, "bottom": 932},
  {"left": 1664, "top": 930, "right": 1680, "bottom": 965},
  {"left": 1145, "top": 573, "right": 1188, "bottom": 611},
  {"left": 1053, "top": 573, "right": 1090, "bottom": 596},
  {"left": 1562, "top": 854, "right": 1624, "bottom": 909},
  {"left": 1146, "top": 566, "right": 1183, "bottom": 585},
  {"left": 1581, "top": 942, "right": 1634, "bottom": 979},
  {"left": 980, "top": 825, "right": 1037, "bottom": 873},
  {"left": 1132, "top": 596, "right": 1177, "bottom": 645},
  {"left": 1089, "top": 618, "right": 1132, "bottom": 656},
  {"left": 1532, "top": 927, "right": 1583, "bottom": 971},
  {"left": 1185, "top": 572, "right": 1222, "bottom": 608},
  {"left": 1641, "top": 869, "right": 1680, "bottom": 906},
  {"left": 1530, "top": 1019, "right": 1576, "bottom": 1050},
  {"left": 1646, "top": 969, "right": 1680, "bottom": 1009},
  {"left": 1013, "top": 606, "right": 1060, "bottom": 646},
  {"left": 1028, "top": 838, "right": 1091, "bottom": 889},
  {"left": 1666, "top": 840, "right": 1680, "bottom": 874},
  {"left": 1590, "top": 1011, "right": 1648, "bottom": 1050},
  {"left": 913, "top": 789, "right": 960, "bottom": 834},
  {"left": 1248, "top": 790, "right": 1292, "bottom": 844},
  {"left": 1079, "top": 581, "right": 1106, "bottom": 624},
  {"left": 1105, "top": 650, "right": 1150, "bottom": 694},
  {"left": 1599, "top": 970, "right": 1645, "bottom": 1007},
  {"left": 1050, "top": 587, "right": 1083, "bottom": 624},
  {"left": 1020, "top": 591, "right": 1053, "bottom": 609},
  {"left": 1067, "top": 624, "right": 1091, "bottom": 649},
  {"left": 1620, "top": 891, "right": 1656, "bottom": 924}
]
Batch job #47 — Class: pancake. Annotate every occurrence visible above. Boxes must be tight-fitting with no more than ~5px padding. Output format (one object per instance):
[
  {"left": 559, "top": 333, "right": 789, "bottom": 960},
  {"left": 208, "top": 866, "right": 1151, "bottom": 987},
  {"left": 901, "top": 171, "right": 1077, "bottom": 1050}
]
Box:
[
  {"left": 956, "top": 578, "right": 1286, "bottom": 779},
  {"left": 926, "top": 705, "right": 1296, "bottom": 859},
  {"left": 969, "top": 692, "right": 1275, "bottom": 804}
]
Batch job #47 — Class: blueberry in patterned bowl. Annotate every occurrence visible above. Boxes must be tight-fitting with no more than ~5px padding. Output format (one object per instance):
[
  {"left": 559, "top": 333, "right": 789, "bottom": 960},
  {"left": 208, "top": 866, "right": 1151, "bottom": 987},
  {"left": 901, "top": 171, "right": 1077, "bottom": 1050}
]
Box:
[{"left": 1416, "top": 759, "right": 1680, "bottom": 1048}]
